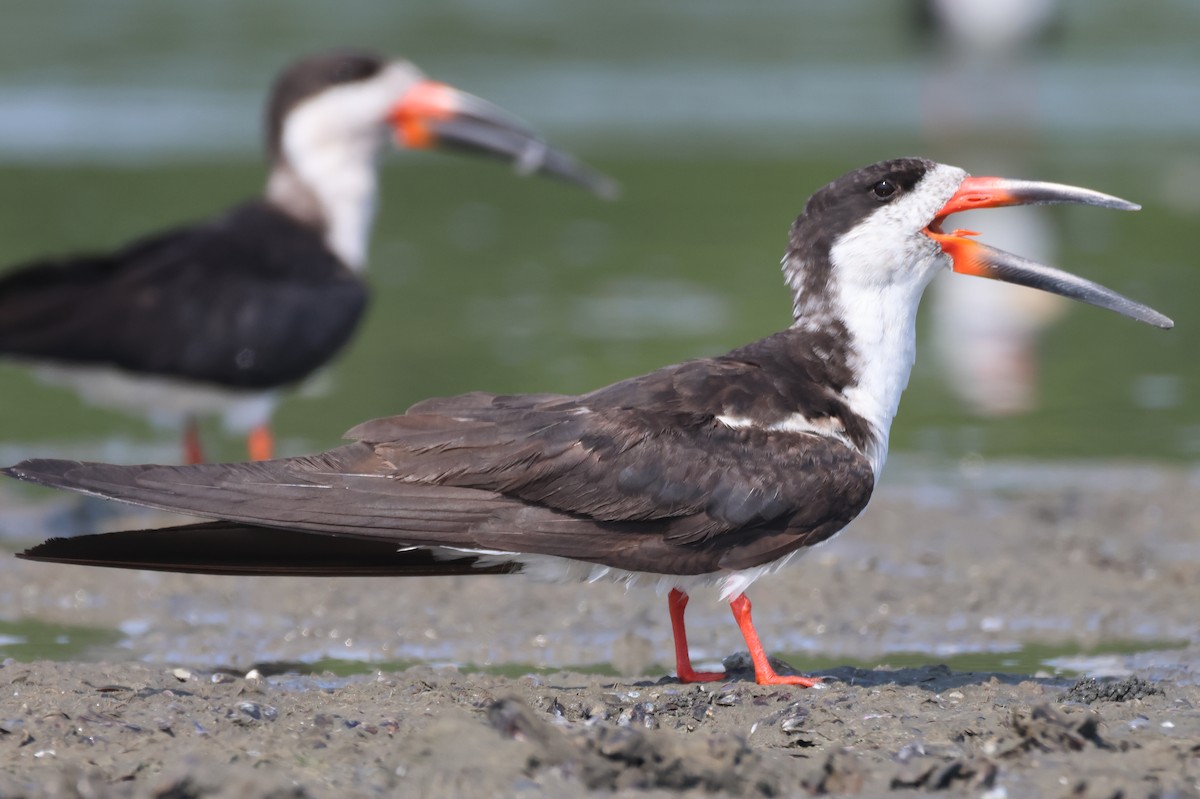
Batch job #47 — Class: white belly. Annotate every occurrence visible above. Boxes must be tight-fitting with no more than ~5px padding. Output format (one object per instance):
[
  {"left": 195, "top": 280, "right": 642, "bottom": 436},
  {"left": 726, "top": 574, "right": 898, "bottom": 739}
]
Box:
[
  {"left": 33, "top": 363, "right": 278, "bottom": 434},
  {"left": 438, "top": 547, "right": 813, "bottom": 602}
]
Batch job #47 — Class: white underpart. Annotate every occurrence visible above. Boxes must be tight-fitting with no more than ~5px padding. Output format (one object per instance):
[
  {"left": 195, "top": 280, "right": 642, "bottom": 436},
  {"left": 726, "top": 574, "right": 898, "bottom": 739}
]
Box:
[
  {"left": 33, "top": 363, "right": 277, "bottom": 433},
  {"left": 423, "top": 546, "right": 815, "bottom": 602},
  {"left": 267, "top": 61, "right": 423, "bottom": 270},
  {"left": 814, "top": 163, "right": 966, "bottom": 479}
]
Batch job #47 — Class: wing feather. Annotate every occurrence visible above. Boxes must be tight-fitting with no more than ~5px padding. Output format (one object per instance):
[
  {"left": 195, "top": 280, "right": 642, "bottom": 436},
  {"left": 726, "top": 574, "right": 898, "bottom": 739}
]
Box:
[{"left": 7, "top": 339, "right": 876, "bottom": 576}]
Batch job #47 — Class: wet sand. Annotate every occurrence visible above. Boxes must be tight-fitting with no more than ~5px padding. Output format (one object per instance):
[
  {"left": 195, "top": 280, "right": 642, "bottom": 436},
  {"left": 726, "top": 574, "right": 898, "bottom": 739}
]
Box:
[{"left": 2, "top": 458, "right": 1199, "bottom": 796}]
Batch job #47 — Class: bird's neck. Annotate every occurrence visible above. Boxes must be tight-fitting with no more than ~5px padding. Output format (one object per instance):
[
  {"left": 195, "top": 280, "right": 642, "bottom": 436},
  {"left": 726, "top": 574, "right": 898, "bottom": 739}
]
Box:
[
  {"left": 787, "top": 255, "right": 929, "bottom": 479},
  {"left": 265, "top": 142, "right": 381, "bottom": 271}
]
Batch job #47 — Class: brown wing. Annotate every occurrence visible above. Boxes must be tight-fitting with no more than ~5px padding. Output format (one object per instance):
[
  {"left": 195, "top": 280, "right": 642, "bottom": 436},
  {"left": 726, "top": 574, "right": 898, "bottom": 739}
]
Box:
[
  {"left": 349, "top": 357, "right": 873, "bottom": 540},
  {"left": 7, "top": 354, "right": 874, "bottom": 576}
]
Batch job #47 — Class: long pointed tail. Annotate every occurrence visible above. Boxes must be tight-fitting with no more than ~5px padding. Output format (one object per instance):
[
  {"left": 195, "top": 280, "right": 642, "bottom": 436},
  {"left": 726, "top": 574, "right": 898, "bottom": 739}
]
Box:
[
  {"left": 6, "top": 446, "right": 524, "bottom": 575},
  {"left": 4, "top": 444, "right": 505, "bottom": 540},
  {"left": 18, "top": 521, "right": 518, "bottom": 577},
  {"left": 5, "top": 445, "right": 378, "bottom": 517}
]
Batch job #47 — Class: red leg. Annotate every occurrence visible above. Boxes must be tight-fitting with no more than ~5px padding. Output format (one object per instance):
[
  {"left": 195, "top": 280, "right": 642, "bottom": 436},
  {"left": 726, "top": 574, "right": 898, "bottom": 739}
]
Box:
[
  {"left": 729, "top": 593, "right": 820, "bottom": 687},
  {"left": 668, "top": 589, "right": 725, "bottom": 683},
  {"left": 247, "top": 424, "right": 274, "bottom": 461},
  {"left": 183, "top": 418, "right": 204, "bottom": 465}
]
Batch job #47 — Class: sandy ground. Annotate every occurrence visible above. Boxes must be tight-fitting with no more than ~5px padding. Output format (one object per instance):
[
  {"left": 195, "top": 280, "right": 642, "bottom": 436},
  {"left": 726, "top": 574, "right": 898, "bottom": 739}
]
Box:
[{"left": 1, "top": 458, "right": 1200, "bottom": 797}]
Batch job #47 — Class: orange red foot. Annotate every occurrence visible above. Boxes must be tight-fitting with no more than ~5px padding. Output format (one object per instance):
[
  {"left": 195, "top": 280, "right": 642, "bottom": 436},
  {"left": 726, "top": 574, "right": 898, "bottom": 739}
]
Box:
[
  {"left": 247, "top": 424, "right": 274, "bottom": 461},
  {"left": 675, "top": 666, "right": 727, "bottom": 684},
  {"left": 183, "top": 419, "right": 204, "bottom": 465},
  {"left": 668, "top": 587, "right": 820, "bottom": 687}
]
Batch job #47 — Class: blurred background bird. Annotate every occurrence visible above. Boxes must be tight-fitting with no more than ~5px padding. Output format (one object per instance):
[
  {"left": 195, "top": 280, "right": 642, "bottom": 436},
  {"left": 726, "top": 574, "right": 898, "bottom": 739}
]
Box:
[{"left": 0, "top": 48, "right": 614, "bottom": 464}]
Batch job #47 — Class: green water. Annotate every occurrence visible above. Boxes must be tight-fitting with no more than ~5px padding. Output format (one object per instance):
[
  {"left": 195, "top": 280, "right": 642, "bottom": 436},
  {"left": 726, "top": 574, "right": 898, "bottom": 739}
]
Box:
[
  {"left": 0, "top": 155, "right": 1192, "bottom": 464},
  {"left": 0, "top": 1, "right": 1194, "bottom": 467},
  {"left": 1, "top": 614, "right": 1180, "bottom": 682},
  {"left": 780, "top": 639, "right": 1189, "bottom": 680},
  {"left": 0, "top": 618, "right": 124, "bottom": 661},
  {"left": 280, "top": 640, "right": 1191, "bottom": 681}
]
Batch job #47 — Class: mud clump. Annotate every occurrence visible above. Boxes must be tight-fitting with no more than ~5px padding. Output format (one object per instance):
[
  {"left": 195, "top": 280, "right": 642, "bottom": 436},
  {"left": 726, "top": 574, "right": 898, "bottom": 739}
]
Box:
[
  {"left": 1058, "top": 675, "right": 1164, "bottom": 704},
  {"left": 1001, "top": 704, "right": 1113, "bottom": 755},
  {"left": 487, "top": 697, "right": 784, "bottom": 795},
  {"left": 889, "top": 757, "right": 997, "bottom": 792}
]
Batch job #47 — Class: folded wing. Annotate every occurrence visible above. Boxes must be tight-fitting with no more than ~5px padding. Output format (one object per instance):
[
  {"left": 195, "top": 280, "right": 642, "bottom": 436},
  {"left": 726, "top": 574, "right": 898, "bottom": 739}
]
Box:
[{"left": 10, "top": 356, "right": 874, "bottom": 575}]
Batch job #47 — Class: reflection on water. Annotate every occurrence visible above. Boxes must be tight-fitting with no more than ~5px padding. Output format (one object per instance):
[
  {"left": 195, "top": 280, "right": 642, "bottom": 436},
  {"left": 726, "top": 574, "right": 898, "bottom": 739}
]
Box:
[
  {"left": 922, "top": 0, "right": 1068, "bottom": 417},
  {"left": 0, "top": 2, "right": 1198, "bottom": 160},
  {"left": 5, "top": 62, "right": 1200, "bottom": 161}
]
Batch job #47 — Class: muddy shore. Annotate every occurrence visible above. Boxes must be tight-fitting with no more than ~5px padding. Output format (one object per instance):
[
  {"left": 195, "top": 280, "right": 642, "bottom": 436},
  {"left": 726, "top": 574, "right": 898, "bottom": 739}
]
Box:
[{"left": 1, "top": 458, "right": 1199, "bottom": 796}]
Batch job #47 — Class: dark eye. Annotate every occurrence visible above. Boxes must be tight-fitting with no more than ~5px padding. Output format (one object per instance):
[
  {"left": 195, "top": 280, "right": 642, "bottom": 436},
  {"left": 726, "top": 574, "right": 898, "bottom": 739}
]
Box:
[{"left": 872, "top": 180, "right": 897, "bottom": 200}]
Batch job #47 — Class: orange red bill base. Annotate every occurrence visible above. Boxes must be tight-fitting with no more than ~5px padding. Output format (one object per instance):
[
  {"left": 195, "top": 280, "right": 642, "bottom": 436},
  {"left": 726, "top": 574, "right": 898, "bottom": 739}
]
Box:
[{"left": 926, "top": 175, "right": 1172, "bottom": 329}]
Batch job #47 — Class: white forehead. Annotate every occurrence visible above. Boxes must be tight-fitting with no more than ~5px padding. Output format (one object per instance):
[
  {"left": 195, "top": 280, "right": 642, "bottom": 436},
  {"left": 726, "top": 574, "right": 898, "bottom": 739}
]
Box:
[
  {"left": 875, "top": 162, "right": 966, "bottom": 231},
  {"left": 827, "top": 162, "right": 966, "bottom": 289}
]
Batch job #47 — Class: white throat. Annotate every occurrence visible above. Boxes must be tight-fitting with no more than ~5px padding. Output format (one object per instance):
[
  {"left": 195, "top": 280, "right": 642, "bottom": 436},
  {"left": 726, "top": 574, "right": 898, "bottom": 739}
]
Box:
[
  {"left": 266, "top": 127, "right": 382, "bottom": 270},
  {"left": 264, "top": 62, "right": 422, "bottom": 270},
  {"left": 794, "top": 162, "right": 966, "bottom": 478},
  {"left": 815, "top": 273, "right": 928, "bottom": 479}
]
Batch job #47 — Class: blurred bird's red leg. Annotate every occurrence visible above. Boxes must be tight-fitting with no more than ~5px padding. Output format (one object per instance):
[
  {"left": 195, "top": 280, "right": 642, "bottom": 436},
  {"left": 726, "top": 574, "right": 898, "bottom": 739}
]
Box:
[
  {"left": 729, "top": 593, "right": 820, "bottom": 687},
  {"left": 247, "top": 424, "right": 274, "bottom": 461},
  {"left": 668, "top": 589, "right": 726, "bottom": 683},
  {"left": 183, "top": 418, "right": 204, "bottom": 465}
]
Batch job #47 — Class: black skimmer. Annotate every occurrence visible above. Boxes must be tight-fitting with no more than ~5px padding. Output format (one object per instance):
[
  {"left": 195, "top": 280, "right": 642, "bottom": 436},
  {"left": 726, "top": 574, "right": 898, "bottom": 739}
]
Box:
[
  {"left": 0, "top": 49, "right": 614, "bottom": 464},
  {"left": 6, "top": 158, "right": 1171, "bottom": 686}
]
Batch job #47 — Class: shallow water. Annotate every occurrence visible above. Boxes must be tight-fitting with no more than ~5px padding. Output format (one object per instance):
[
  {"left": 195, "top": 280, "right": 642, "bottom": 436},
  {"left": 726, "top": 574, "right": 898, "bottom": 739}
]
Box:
[{"left": 0, "top": 613, "right": 1184, "bottom": 683}]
